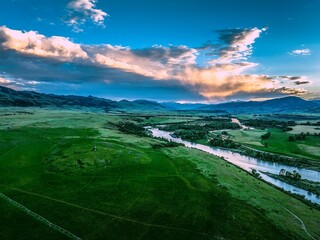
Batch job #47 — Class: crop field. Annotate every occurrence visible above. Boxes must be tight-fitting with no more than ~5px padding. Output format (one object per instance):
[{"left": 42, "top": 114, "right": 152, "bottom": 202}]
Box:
[{"left": 0, "top": 109, "right": 320, "bottom": 240}]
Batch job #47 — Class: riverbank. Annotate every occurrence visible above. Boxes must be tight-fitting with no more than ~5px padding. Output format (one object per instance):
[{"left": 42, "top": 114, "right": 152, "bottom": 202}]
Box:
[
  {"left": 263, "top": 172, "right": 320, "bottom": 197},
  {"left": 148, "top": 127, "right": 320, "bottom": 205},
  {"left": 190, "top": 133, "right": 318, "bottom": 172},
  {"left": 238, "top": 145, "right": 320, "bottom": 172}
]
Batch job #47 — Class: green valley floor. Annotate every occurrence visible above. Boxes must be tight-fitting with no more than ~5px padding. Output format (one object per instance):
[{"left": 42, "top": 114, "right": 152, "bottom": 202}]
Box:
[{"left": 0, "top": 108, "right": 319, "bottom": 240}]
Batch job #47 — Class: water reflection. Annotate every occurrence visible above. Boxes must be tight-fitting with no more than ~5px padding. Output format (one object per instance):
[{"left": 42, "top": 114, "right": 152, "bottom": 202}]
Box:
[{"left": 149, "top": 128, "right": 320, "bottom": 204}]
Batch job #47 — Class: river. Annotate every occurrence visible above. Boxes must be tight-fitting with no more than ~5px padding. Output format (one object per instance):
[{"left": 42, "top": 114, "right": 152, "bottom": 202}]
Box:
[{"left": 148, "top": 127, "right": 320, "bottom": 204}]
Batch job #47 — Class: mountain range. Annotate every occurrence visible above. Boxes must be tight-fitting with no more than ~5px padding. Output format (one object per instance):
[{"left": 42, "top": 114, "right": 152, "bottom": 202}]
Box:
[{"left": 1, "top": 85, "right": 319, "bottom": 113}]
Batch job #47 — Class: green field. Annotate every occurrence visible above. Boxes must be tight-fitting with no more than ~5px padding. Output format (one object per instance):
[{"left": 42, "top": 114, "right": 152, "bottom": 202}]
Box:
[
  {"left": 227, "top": 128, "right": 320, "bottom": 161},
  {"left": 0, "top": 109, "right": 319, "bottom": 240},
  {"left": 226, "top": 129, "right": 266, "bottom": 147},
  {"left": 140, "top": 116, "right": 201, "bottom": 125},
  {"left": 289, "top": 125, "right": 320, "bottom": 134}
]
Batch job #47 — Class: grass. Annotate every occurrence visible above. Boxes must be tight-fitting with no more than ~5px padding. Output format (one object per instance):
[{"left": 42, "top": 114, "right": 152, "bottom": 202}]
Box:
[
  {"left": 263, "top": 172, "right": 320, "bottom": 196},
  {"left": 0, "top": 108, "right": 319, "bottom": 239},
  {"left": 227, "top": 129, "right": 266, "bottom": 147},
  {"left": 289, "top": 125, "right": 320, "bottom": 134},
  {"left": 254, "top": 128, "right": 320, "bottom": 160},
  {"left": 140, "top": 116, "right": 201, "bottom": 125},
  {"left": 227, "top": 128, "right": 320, "bottom": 161}
]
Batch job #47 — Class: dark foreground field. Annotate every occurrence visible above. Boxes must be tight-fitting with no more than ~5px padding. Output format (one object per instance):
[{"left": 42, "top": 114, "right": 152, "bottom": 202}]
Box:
[{"left": 0, "top": 109, "right": 319, "bottom": 240}]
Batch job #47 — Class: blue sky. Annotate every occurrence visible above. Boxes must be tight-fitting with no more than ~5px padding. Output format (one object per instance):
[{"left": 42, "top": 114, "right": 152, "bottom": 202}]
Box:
[{"left": 0, "top": 0, "right": 319, "bottom": 102}]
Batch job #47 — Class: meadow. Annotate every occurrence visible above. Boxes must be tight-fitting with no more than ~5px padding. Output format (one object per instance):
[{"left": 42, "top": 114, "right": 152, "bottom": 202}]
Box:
[
  {"left": 227, "top": 128, "right": 320, "bottom": 161},
  {"left": 0, "top": 108, "right": 319, "bottom": 240}
]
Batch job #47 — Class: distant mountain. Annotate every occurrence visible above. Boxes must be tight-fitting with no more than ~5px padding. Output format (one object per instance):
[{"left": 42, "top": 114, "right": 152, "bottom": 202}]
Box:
[
  {"left": 197, "top": 96, "right": 320, "bottom": 113},
  {"left": 116, "top": 99, "right": 166, "bottom": 111},
  {"left": 311, "top": 99, "right": 320, "bottom": 105},
  {"left": 161, "top": 102, "right": 207, "bottom": 110},
  {"left": 1, "top": 86, "right": 319, "bottom": 113},
  {"left": 0, "top": 86, "right": 165, "bottom": 111}
]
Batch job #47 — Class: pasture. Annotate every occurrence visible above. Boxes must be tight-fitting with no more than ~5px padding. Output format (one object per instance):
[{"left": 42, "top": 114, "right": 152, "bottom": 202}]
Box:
[{"left": 0, "top": 108, "right": 319, "bottom": 240}]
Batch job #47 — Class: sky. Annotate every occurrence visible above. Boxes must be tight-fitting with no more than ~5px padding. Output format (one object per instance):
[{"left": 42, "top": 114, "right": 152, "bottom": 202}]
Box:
[{"left": 0, "top": 0, "right": 319, "bottom": 102}]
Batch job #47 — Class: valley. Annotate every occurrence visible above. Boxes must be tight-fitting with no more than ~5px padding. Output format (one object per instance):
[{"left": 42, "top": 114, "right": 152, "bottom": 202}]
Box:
[{"left": 0, "top": 108, "right": 319, "bottom": 240}]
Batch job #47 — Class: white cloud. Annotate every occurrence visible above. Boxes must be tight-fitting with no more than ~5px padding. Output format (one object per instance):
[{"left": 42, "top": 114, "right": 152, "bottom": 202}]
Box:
[
  {"left": 86, "top": 44, "right": 198, "bottom": 80},
  {"left": 0, "top": 26, "right": 308, "bottom": 100},
  {"left": 65, "top": 0, "right": 108, "bottom": 32},
  {"left": 0, "top": 74, "right": 47, "bottom": 90},
  {"left": 209, "top": 27, "right": 266, "bottom": 65},
  {"left": 0, "top": 77, "right": 13, "bottom": 84},
  {"left": 290, "top": 48, "right": 311, "bottom": 56},
  {"left": 0, "top": 76, "right": 20, "bottom": 90},
  {"left": 0, "top": 26, "right": 88, "bottom": 60}
]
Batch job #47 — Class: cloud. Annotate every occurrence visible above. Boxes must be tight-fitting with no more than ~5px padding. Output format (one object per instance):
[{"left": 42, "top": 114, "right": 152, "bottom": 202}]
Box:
[
  {"left": 208, "top": 27, "right": 267, "bottom": 65},
  {"left": 0, "top": 26, "right": 310, "bottom": 101},
  {"left": 133, "top": 45, "right": 197, "bottom": 66},
  {"left": 0, "top": 76, "right": 13, "bottom": 84},
  {"left": 0, "top": 75, "right": 22, "bottom": 90},
  {"left": 0, "top": 26, "right": 88, "bottom": 60},
  {"left": 273, "top": 87, "right": 309, "bottom": 95},
  {"left": 290, "top": 48, "right": 311, "bottom": 56},
  {"left": 84, "top": 44, "right": 198, "bottom": 80},
  {"left": 278, "top": 76, "right": 301, "bottom": 81},
  {"left": 65, "top": 0, "right": 108, "bottom": 32},
  {"left": 288, "top": 76, "right": 301, "bottom": 80},
  {"left": 0, "top": 73, "right": 46, "bottom": 90},
  {"left": 294, "top": 81, "right": 310, "bottom": 85}
]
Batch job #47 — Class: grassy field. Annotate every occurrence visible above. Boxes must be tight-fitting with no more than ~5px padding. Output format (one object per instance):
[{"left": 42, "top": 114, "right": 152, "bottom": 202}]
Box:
[
  {"left": 226, "top": 129, "right": 266, "bottom": 147},
  {"left": 289, "top": 125, "right": 320, "bottom": 134},
  {"left": 139, "top": 116, "right": 201, "bottom": 125},
  {"left": 227, "top": 128, "right": 320, "bottom": 161},
  {"left": 0, "top": 108, "right": 319, "bottom": 240}
]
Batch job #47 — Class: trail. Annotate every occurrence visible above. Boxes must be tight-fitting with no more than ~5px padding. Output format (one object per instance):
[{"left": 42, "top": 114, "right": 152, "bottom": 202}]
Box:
[
  {"left": 0, "top": 184, "right": 213, "bottom": 238},
  {"left": 165, "top": 176, "right": 175, "bottom": 212},
  {"left": 0, "top": 192, "right": 81, "bottom": 240},
  {"left": 0, "top": 142, "right": 18, "bottom": 160},
  {"left": 229, "top": 173, "right": 318, "bottom": 240}
]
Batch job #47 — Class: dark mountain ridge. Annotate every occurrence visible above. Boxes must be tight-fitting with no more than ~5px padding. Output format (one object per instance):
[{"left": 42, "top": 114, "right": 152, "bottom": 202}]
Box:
[
  {"left": 0, "top": 86, "right": 165, "bottom": 111},
  {"left": 197, "top": 96, "right": 319, "bottom": 113},
  {"left": 0, "top": 85, "right": 319, "bottom": 113}
]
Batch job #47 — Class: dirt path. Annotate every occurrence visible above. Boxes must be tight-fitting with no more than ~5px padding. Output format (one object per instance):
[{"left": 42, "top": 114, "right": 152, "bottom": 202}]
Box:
[
  {"left": 229, "top": 173, "right": 318, "bottom": 240},
  {"left": 0, "top": 184, "right": 214, "bottom": 238}
]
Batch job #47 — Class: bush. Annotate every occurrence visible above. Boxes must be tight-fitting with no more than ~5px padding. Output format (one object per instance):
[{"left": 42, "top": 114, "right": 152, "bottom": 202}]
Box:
[
  {"left": 114, "top": 121, "right": 147, "bottom": 136},
  {"left": 261, "top": 132, "right": 271, "bottom": 140}
]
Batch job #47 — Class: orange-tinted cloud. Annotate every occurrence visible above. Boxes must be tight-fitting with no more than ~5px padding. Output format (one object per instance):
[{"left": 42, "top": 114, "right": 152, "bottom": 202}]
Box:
[
  {"left": 0, "top": 26, "right": 310, "bottom": 101},
  {"left": 0, "top": 26, "right": 88, "bottom": 60}
]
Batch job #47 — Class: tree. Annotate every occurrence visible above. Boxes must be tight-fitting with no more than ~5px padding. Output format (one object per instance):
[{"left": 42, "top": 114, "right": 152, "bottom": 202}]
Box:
[
  {"left": 261, "top": 132, "right": 271, "bottom": 140},
  {"left": 292, "top": 170, "right": 301, "bottom": 180},
  {"left": 288, "top": 136, "right": 295, "bottom": 142},
  {"left": 285, "top": 171, "right": 293, "bottom": 178},
  {"left": 251, "top": 169, "right": 261, "bottom": 178}
]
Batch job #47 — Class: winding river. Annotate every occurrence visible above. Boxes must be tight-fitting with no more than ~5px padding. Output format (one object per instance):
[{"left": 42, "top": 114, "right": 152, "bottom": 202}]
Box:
[{"left": 148, "top": 127, "right": 320, "bottom": 204}]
